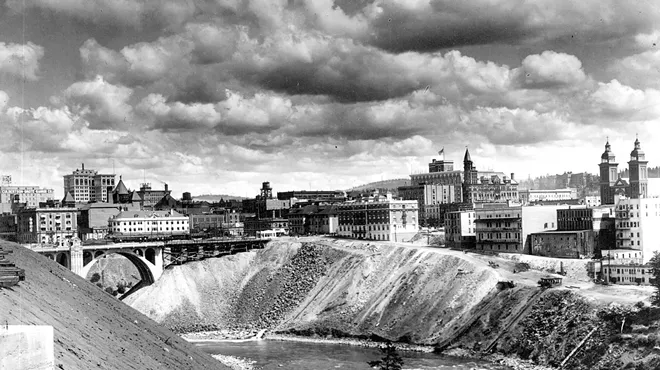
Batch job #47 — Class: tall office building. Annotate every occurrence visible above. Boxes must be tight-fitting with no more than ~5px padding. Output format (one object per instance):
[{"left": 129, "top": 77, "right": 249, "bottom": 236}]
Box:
[{"left": 63, "top": 163, "right": 116, "bottom": 203}]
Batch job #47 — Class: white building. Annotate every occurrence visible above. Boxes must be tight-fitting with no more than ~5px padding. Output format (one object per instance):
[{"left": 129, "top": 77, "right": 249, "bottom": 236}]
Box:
[
  {"left": 337, "top": 192, "right": 419, "bottom": 242},
  {"left": 110, "top": 209, "right": 189, "bottom": 236},
  {"left": 520, "top": 189, "right": 577, "bottom": 204},
  {"left": 614, "top": 197, "right": 660, "bottom": 263},
  {"left": 0, "top": 186, "right": 55, "bottom": 209}
]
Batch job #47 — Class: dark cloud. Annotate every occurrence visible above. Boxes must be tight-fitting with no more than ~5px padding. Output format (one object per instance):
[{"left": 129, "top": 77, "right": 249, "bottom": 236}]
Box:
[{"left": 361, "top": 1, "right": 660, "bottom": 53}]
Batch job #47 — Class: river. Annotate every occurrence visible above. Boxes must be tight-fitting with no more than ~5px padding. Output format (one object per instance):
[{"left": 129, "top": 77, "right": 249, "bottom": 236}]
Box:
[{"left": 197, "top": 340, "right": 512, "bottom": 370}]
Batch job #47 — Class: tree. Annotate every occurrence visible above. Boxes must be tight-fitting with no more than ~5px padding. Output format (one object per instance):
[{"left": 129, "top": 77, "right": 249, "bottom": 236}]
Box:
[
  {"left": 649, "top": 251, "right": 660, "bottom": 306},
  {"left": 367, "top": 341, "right": 404, "bottom": 370},
  {"left": 90, "top": 273, "right": 101, "bottom": 283}
]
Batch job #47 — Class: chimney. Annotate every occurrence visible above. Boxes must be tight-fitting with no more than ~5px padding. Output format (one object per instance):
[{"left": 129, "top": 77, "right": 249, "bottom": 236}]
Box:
[
  {"left": 82, "top": 163, "right": 84, "bottom": 170},
  {"left": 511, "top": 173, "right": 515, "bottom": 181},
  {"left": 165, "top": 183, "right": 168, "bottom": 192}
]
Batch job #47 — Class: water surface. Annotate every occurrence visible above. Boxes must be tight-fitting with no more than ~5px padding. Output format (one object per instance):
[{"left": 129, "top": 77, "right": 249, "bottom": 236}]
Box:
[{"left": 198, "top": 340, "right": 511, "bottom": 370}]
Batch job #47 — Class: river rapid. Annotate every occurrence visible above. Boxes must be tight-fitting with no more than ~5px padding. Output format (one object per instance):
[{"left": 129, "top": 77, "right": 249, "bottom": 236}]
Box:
[{"left": 197, "top": 340, "right": 512, "bottom": 370}]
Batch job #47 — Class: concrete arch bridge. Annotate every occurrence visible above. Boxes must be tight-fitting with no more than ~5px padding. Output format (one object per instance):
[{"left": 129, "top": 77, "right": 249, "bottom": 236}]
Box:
[{"left": 25, "top": 237, "right": 269, "bottom": 298}]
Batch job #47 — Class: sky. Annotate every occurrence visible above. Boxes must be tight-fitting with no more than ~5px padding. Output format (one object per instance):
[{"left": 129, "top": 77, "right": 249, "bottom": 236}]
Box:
[{"left": 1, "top": 0, "right": 660, "bottom": 199}]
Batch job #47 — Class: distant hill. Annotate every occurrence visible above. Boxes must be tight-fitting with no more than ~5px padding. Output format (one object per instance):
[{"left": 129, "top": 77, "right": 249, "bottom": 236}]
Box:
[
  {"left": 347, "top": 178, "right": 411, "bottom": 192},
  {"left": 193, "top": 194, "right": 248, "bottom": 201}
]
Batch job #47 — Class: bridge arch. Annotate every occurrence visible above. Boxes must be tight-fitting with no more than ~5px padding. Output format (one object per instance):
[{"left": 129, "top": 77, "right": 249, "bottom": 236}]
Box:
[
  {"left": 56, "top": 252, "right": 69, "bottom": 268},
  {"left": 79, "top": 247, "right": 163, "bottom": 297}
]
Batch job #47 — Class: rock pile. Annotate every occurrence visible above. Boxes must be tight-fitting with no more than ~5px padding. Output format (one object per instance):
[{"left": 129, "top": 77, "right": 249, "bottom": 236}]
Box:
[{"left": 231, "top": 243, "right": 341, "bottom": 329}]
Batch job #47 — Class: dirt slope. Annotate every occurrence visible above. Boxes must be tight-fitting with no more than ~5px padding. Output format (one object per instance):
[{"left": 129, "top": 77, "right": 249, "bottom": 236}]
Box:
[
  {"left": 128, "top": 237, "right": 501, "bottom": 345},
  {"left": 0, "top": 241, "right": 228, "bottom": 370}
]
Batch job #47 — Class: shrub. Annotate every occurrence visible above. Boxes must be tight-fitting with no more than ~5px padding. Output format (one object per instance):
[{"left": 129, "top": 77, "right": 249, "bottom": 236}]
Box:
[{"left": 90, "top": 273, "right": 101, "bottom": 283}]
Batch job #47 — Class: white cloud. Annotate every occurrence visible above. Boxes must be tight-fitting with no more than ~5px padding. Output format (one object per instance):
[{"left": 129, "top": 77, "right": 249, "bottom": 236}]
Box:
[
  {"left": 63, "top": 75, "right": 134, "bottom": 129},
  {"left": 515, "top": 51, "right": 587, "bottom": 88},
  {"left": 0, "top": 42, "right": 45, "bottom": 81}
]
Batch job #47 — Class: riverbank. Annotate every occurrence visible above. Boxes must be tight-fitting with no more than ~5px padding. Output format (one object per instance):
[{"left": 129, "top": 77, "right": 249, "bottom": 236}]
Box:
[{"left": 187, "top": 329, "right": 555, "bottom": 370}]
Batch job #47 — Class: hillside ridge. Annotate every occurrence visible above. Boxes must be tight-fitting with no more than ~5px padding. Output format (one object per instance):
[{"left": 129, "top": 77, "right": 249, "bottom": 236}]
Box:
[{"left": 0, "top": 241, "right": 227, "bottom": 370}]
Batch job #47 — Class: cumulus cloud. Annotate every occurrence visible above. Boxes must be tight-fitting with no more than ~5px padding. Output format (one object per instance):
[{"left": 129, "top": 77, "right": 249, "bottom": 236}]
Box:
[
  {"left": 590, "top": 79, "right": 660, "bottom": 120},
  {"left": 80, "top": 36, "right": 193, "bottom": 87},
  {"left": 137, "top": 90, "right": 291, "bottom": 134},
  {"left": 464, "top": 107, "right": 575, "bottom": 145},
  {"left": 610, "top": 49, "right": 660, "bottom": 89},
  {"left": 63, "top": 75, "right": 134, "bottom": 129},
  {"left": 515, "top": 51, "right": 587, "bottom": 88},
  {"left": 0, "top": 42, "right": 45, "bottom": 81}
]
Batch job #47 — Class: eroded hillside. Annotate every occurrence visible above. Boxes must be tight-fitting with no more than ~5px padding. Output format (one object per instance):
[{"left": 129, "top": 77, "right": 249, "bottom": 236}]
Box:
[{"left": 0, "top": 241, "right": 228, "bottom": 370}]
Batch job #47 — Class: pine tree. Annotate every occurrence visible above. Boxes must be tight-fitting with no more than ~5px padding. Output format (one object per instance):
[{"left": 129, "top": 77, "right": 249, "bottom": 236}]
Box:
[{"left": 367, "top": 341, "right": 404, "bottom": 370}]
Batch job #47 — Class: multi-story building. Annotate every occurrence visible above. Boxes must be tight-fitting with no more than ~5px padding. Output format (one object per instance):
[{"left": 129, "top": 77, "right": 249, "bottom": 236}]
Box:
[
  {"left": 614, "top": 197, "right": 660, "bottom": 264},
  {"left": 0, "top": 186, "right": 54, "bottom": 209},
  {"left": 277, "top": 190, "right": 346, "bottom": 202},
  {"left": 601, "top": 249, "right": 649, "bottom": 285},
  {"left": 244, "top": 217, "right": 289, "bottom": 236},
  {"left": 475, "top": 204, "right": 568, "bottom": 254},
  {"left": 309, "top": 206, "right": 338, "bottom": 234},
  {"left": 78, "top": 202, "right": 139, "bottom": 241},
  {"left": 445, "top": 210, "right": 476, "bottom": 249},
  {"left": 463, "top": 149, "right": 519, "bottom": 204},
  {"left": 63, "top": 163, "right": 116, "bottom": 203},
  {"left": 398, "top": 184, "right": 460, "bottom": 226},
  {"left": 336, "top": 192, "right": 418, "bottom": 242},
  {"left": 288, "top": 204, "right": 338, "bottom": 235},
  {"left": 16, "top": 197, "right": 78, "bottom": 245},
  {"left": 599, "top": 138, "right": 648, "bottom": 204},
  {"left": 189, "top": 211, "right": 241, "bottom": 232},
  {"left": 530, "top": 230, "right": 596, "bottom": 259},
  {"left": 109, "top": 209, "right": 189, "bottom": 237},
  {"left": 137, "top": 183, "right": 171, "bottom": 209},
  {"left": 519, "top": 189, "right": 577, "bottom": 204},
  {"left": 475, "top": 205, "right": 523, "bottom": 253}
]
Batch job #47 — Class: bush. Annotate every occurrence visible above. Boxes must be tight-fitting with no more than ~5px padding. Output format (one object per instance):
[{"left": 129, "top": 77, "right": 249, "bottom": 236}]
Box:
[
  {"left": 514, "top": 262, "right": 530, "bottom": 272},
  {"left": 104, "top": 287, "right": 114, "bottom": 295},
  {"left": 90, "top": 273, "right": 101, "bottom": 283}
]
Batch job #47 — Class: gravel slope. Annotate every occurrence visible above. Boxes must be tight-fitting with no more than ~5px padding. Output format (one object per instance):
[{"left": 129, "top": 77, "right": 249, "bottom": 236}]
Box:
[{"left": 127, "top": 237, "right": 500, "bottom": 345}]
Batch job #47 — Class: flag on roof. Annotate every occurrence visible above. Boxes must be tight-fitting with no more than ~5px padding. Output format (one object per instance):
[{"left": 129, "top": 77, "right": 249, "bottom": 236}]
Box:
[{"left": 438, "top": 147, "right": 444, "bottom": 156}]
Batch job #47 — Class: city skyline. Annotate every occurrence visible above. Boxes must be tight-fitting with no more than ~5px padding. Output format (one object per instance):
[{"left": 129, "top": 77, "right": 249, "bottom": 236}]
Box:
[{"left": 1, "top": 1, "right": 660, "bottom": 198}]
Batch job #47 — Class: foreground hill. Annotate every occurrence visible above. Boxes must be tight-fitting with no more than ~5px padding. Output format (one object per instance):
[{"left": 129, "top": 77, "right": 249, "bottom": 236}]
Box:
[{"left": 0, "top": 241, "right": 228, "bottom": 370}]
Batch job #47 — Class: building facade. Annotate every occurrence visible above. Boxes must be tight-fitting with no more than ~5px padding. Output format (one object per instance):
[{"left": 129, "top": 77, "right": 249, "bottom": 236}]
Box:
[
  {"left": 17, "top": 205, "right": 78, "bottom": 245},
  {"left": 336, "top": 192, "right": 418, "bottom": 242},
  {"left": 109, "top": 209, "right": 189, "bottom": 237},
  {"left": 398, "top": 184, "right": 460, "bottom": 226},
  {"left": 0, "top": 186, "right": 55, "bottom": 209},
  {"left": 463, "top": 149, "right": 519, "bottom": 204},
  {"left": 63, "top": 164, "right": 116, "bottom": 203},
  {"left": 614, "top": 197, "right": 660, "bottom": 264},
  {"left": 599, "top": 138, "right": 649, "bottom": 205},
  {"left": 244, "top": 217, "right": 289, "bottom": 236},
  {"left": 277, "top": 190, "right": 346, "bottom": 201},
  {"left": 137, "top": 183, "right": 172, "bottom": 208},
  {"left": 445, "top": 210, "right": 476, "bottom": 249},
  {"left": 530, "top": 230, "right": 596, "bottom": 258},
  {"left": 519, "top": 189, "right": 577, "bottom": 204}
]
